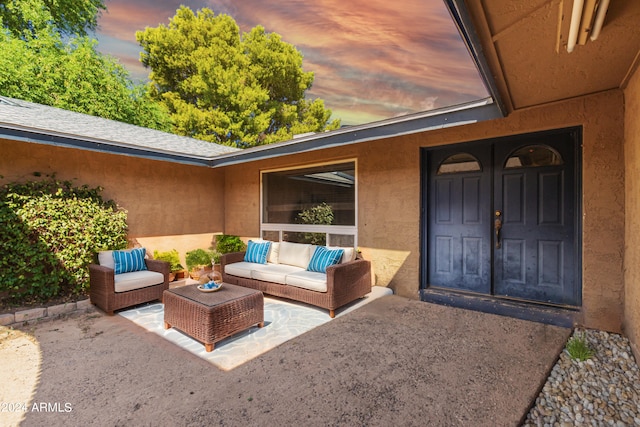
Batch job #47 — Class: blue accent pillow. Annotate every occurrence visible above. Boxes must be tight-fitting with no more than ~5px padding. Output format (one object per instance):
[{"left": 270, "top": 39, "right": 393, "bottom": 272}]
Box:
[
  {"left": 307, "top": 246, "right": 344, "bottom": 273},
  {"left": 244, "top": 240, "right": 271, "bottom": 264},
  {"left": 113, "top": 248, "right": 147, "bottom": 274}
]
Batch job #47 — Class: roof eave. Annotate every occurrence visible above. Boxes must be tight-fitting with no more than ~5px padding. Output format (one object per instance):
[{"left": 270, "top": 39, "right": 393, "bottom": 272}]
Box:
[
  {"left": 0, "top": 124, "right": 213, "bottom": 167},
  {"left": 444, "top": 0, "right": 509, "bottom": 116},
  {"left": 209, "top": 98, "right": 502, "bottom": 167}
]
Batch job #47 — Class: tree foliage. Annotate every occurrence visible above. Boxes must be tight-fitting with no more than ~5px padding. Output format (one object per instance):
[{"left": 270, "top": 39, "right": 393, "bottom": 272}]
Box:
[
  {"left": 0, "top": 1, "right": 172, "bottom": 131},
  {"left": 0, "top": 0, "right": 106, "bottom": 37},
  {"left": 137, "top": 6, "right": 340, "bottom": 148},
  {"left": 297, "top": 202, "right": 334, "bottom": 245},
  {"left": 0, "top": 175, "right": 128, "bottom": 304}
]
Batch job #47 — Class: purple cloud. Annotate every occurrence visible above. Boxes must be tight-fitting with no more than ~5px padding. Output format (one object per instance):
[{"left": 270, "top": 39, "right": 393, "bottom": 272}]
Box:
[{"left": 95, "top": 0, "right": 487, "bottom": 125}]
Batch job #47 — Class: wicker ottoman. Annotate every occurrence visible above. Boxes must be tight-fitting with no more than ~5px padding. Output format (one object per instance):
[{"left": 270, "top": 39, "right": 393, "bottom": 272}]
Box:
[{"left": 163, "top": 283, "right": 264, "bottom": 352}]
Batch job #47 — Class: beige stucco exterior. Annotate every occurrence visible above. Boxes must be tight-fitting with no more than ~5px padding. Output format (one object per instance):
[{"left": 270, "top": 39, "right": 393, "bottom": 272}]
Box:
[
  {"left": 0, "top": 88, "right": 631, "bottom": 341},
  {"left": 624, "top": 64, "right": 640, "bottom": 357},
  {"left": 0, "top": 140, "right": 226, "bottom": 268},
  {"left": 223, "top": 89, "right": 626, "bottom": 333}
]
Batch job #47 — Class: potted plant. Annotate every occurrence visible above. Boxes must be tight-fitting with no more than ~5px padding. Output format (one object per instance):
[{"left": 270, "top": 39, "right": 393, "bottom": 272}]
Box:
[
  {"left": 153, "top": 249, "right": 184, "bottom": 282},
  {"left": 213, "top": 235, "right": 247, "bottom": 272},
  {"left": 186, "top": 248, "right": 216, "bottom": 280}
]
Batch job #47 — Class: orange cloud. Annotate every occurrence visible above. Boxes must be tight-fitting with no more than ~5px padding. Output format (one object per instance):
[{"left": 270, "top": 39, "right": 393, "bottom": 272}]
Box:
[{"left": 96, "top": 0, "right": 488, "bottom": 125}]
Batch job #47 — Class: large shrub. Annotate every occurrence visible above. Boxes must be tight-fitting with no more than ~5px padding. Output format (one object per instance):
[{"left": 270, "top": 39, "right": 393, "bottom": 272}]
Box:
[{"left": 0, "top": 175, "right": 128, "bottom": 304}]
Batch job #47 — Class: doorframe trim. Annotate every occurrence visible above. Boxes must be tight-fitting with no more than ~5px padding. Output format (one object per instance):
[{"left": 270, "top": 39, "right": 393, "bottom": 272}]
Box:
[{"left": 419, "top": 126, "right": 583, "bottom": 319}]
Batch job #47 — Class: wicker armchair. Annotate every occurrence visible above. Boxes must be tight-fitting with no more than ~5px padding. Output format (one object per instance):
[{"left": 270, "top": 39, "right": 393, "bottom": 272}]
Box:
[{"left": 89, "top": 250, "right": 169, "bottom": 315}]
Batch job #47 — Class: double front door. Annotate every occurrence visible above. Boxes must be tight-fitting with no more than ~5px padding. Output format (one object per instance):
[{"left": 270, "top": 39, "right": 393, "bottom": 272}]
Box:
[{"left": 425, "top": 130, "right": 580, "bottom": 306}]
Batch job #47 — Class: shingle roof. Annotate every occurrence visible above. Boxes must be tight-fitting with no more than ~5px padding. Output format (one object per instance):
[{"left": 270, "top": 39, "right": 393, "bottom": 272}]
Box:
[
  {"left": 0, "top": 95, "right": 502, "bottom": 168},
  {"left": 0, "top": 96, "right": 239, "bottom": 165}
]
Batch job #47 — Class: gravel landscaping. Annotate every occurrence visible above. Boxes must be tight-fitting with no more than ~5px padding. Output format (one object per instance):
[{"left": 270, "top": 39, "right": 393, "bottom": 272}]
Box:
[{"left": 523, "top": 329, "right": 640, "bottom": 426}]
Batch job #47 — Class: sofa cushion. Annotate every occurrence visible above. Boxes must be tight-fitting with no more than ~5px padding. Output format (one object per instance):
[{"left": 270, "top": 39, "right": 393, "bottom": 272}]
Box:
[
  {"left": 114, "top": 270, "right": 164, "bottom": 293},
  {"left": 285, "top": 271, "right": 328, "bottom": 292},
  {"left": 307, "top": 246, "right": 344, "bottom": 273},
  {"left": 99, "top": 249, "right": 146, "bottom": 270},
  {"left": 113, "top": 248, "right": 147, "bottom": 274},
  {"left": 224, "top": 261, "right": 255, "bottom": 279},
  {"left": 251, "top": 263, "right": 303, "bottom": 284},
  {"left": 278, "top": 242, "right": 312, "bottom": 268},
  {"left": 98, "top": 250, "right": 116, "bottom": 269},
  {"left": 268, "top": 242, "right": 280, "bottom": 264},
  {"left": 329, "top": 246, "right": 356, "bottom": 264},
  {"left": 244, "top": 240, "right": 271, "bottom": 264}
]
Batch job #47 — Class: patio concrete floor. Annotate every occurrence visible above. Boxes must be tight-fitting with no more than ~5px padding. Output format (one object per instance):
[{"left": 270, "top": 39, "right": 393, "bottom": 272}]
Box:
[{"left": 3, "top": 294, "right": 570, "bottom": 426}]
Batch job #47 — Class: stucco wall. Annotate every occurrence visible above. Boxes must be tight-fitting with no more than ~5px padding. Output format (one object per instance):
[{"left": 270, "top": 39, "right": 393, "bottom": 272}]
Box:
[
  {"left": 223, "top": 90, "right": 625, "bottom": 332},
  {"left": 0, "top": 140, "right": 226, "bottom": 267},
  {"left": 1, "top": 89, "right": 626, "bottom": 332},
  {"left": 624, "top": 65, "right": 640, "bottom": 358}
]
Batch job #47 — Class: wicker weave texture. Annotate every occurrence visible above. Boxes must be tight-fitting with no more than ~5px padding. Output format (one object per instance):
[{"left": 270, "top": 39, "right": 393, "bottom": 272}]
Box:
[
  {"left": 89, "top": 258, "right": 169, "bottom": 315},
  {"left": 163, "top": 284, "right": 264, "bottom": 351},
  {"left": 221, "top": 251, "right": 371, "bottom": 318}
]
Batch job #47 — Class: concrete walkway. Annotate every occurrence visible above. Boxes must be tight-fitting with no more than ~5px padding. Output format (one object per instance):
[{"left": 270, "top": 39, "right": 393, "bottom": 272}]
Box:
[{"left": 4, "top": 295, "right": 570, "bottom": 426}]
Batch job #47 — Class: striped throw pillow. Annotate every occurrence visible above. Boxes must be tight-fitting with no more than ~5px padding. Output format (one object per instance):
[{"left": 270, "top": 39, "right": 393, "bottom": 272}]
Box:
[
  {"left": 113, "top": 248, "right": 147, "bottom": 274},
  {"left": 244, "top": 240, "right": 271, "bottom": 264},
  {"left": 307, "top": 246, "right": 344, "bottom": 273}
]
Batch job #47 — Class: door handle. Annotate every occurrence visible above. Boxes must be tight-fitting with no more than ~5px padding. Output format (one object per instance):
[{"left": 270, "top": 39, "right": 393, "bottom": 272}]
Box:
[{"left": 495, "top": 210, "right": 502, "bottom": 249}]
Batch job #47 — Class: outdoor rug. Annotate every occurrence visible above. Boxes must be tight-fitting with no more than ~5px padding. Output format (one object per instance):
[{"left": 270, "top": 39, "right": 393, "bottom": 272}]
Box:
[{"left": 119, "top": 286, "right": 392, "bottom": 370}]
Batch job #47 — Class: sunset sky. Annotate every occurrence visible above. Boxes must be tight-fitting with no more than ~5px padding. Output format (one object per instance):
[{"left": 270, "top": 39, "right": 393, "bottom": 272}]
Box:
[{"left": 94, "top": 0, "right": 488, "bottom": 125}]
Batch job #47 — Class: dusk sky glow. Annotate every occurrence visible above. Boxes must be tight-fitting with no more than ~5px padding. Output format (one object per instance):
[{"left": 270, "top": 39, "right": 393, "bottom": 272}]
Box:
[{"left": 94, "top": 0, "right": 488, "bottom": 125}]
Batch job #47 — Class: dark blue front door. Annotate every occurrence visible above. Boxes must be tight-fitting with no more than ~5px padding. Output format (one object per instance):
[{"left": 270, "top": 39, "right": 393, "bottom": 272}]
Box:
[
  {"left": 426, "top": 130, "right": 580, "bottom": 307},
  {"left": 428, "top": 146, "right": 492, "bottom": 294}
]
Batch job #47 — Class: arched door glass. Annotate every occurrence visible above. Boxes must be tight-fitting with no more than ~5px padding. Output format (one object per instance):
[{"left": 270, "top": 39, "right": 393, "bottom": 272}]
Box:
[
  {"left": 504, "top": 145, "right": 563, "bottom": 169},
  {"left": 437, "top": 153, "right": 481, "bottom": 174}
]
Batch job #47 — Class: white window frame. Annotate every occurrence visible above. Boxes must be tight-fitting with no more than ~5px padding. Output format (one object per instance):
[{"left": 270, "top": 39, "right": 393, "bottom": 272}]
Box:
[{"left": 260, "top": 159, "right": 358, "bottom": 247}]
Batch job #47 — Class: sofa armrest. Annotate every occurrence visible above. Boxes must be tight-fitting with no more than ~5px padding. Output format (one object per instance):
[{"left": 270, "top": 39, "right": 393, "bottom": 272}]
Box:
[
  {"left": 146, "top": 259, "right": 169, "bottom": 275},
  {"left": 145, "top": 259, "right": 170, "bottom": 288},
  {"left": 89, "top": 263, "right": 115, "bottom": 293},
  {"left": 325, "top": 258, "right": 372, "bottom": 295}
]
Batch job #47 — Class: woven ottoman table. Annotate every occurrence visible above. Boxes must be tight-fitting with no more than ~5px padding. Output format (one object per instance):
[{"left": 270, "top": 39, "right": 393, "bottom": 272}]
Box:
[{"left": 163, "top": 283, "right": 264, "bottom": 352}]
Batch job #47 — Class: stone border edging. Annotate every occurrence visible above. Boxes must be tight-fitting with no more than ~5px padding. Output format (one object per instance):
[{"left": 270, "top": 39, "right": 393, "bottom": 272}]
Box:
[{"left": 0, "top": 299, "right": 96, "bottom": 328}]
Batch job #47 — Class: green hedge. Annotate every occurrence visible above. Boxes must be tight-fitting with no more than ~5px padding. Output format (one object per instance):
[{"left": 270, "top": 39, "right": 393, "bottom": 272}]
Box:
[{"left": 0, "top": 175, "right": 128, "bottom": 304}]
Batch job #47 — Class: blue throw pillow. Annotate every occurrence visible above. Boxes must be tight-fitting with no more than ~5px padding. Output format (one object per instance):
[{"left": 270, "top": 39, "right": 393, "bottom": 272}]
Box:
[
  {"left": 244, "top": 240, "right": 271, "bottom": 264},
  {"left": 113, "top": 248, "right": 147, "bottom": 274},
  {"left": 307, "top": 246, "right": 344, "bottom": 273}
]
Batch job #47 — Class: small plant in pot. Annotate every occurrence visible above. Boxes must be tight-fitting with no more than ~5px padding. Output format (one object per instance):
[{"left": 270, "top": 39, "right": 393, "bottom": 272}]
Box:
[
  {"left": 153, "top": 249, "right": 184, "bottom": 282},
  {"left": 186, "top": 248, "right": 216, "bottom": 280},
  {"left": 213, "top": 235, "right": 247, "bottom": 271}
]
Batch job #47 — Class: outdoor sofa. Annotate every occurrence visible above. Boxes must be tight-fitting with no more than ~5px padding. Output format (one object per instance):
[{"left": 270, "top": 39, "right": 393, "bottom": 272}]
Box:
[
  {"left": 89, "top": 248, "right": 169, "bottom": 315},
  {"left": 221, "top": 241, "right": 372, "bottom": 318}
]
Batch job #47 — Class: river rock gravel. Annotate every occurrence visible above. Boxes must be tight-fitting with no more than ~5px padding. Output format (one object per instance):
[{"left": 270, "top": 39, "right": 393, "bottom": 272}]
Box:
[{"left": 522, "top": 329, "right": 640, "bottom": 426}]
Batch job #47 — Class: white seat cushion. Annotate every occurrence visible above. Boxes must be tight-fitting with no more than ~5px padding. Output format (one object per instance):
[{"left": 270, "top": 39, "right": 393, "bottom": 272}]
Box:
[
  {"left": 224, "top": 261, "right": 255, "bottom": 279},
  {"left": 268, "top": 242, "right": 280, "bottom": 264},
  {"left": 98, "top": 250, "right": 116, "bottom": 270},
  {"left": 328, "top": 246, "right": 356, "bottom": 264},
  {"left": 114, "top": 270, "right": 164, "bottom": 293},
  {"left": 251, "top": 263, "right": 303, "bottom": 284},
  {"left": 285, "top": 271, "right": 328, "bottom": 292},
  {"left": 278, "top": 242, "right": 312, "bottom": 268}
]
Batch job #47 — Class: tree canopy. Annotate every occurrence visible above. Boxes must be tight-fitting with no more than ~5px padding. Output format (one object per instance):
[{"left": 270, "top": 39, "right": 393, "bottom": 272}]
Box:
[
  {"left": 0, "top": 0, "right": 172, "bottom": 131},
  {"left": 0, "top": 0, "right": 105, "bottom": 37},
  {"left": 137, "top": 6, "right": 340, "bottom": 148}
]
